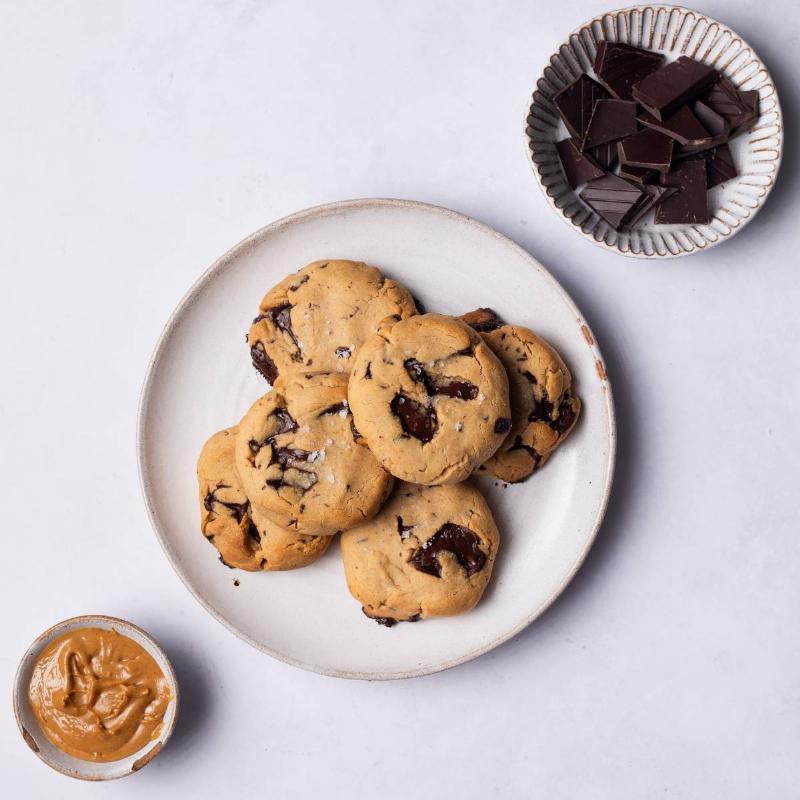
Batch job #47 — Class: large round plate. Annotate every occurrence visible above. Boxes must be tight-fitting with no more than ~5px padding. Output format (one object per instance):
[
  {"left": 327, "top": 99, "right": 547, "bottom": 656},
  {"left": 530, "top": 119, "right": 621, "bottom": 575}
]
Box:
[{"left": 138, "top": 199, "right": 615, "bottom": 679}]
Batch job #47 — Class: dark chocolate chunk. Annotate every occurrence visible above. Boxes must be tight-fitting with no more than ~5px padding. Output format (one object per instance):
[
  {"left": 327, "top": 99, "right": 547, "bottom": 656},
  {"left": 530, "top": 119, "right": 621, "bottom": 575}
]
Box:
[
  {"left": 638, "top": 105, "right": 711, "bottom": 146},
  {"left": 593, "top": 41, "right": 664, "bottom": 100},
  {"left": 617, "top": 128, "right": 674, "bottom": 173},
  {"left": 579, "top": 174, "right": 645, "bottom": 230},
  {"left": 656, "top": 160, "right": 709, "bottom": 224},
  {"left": 555, "top": 138, "right": 605, "bottom": 188},
  {"left": 552, "top": 396, "right": 578, "bottom": 435},
  {"left": 267, "top": 303, "right": 302, "bottom": 359},
  {"left": 632, "top": 56, "right": 719, "bottom": 120},
  {"left": 623, "top": 184, "right": 676, "bottom": 228},
  {"left": 686, "top": 143, "right": 738, "bottom": 188},
  {"left": 435, "top": 380, "right": 479, "bottom": 400},
  {"left": 397, "top": 516, "right": 413, "bottom": 539},
  {"left": 494, "top": 417, "right": 512, "bottom": 434},
  {"left": 271, "top": 408, "right": 299, "bottom": 435},
  {"left": 404, "top": 358, "right": 433, "bottom": 391},
  {"left": 250, "top": 341, "right": 279, "bottom": 383},
  {"left": 587, "top": 141, "right": 618, "bottom": 170},
  {"left": 552, "top": 74, "right": 609, "bottom": 141},
  {"left": 390, "top": 394, "right": 437, "bottom": 442},
  {"left": 460, "top": 308, "right": 505, "bottom": 333},
  {"left": 703, "top": 78, "right": 759, "bottom": 134},
  {"left": 619, "top": 164, "right": 655, "bottom": 184},
  {"left": 409, "top": 523, "right": 487, "bottom": 578},
  {"left": 271, "top": 446, "right": 312, "bottom": 469},
  {"left": 204, "top": 488, "right": 249, "bottom": 523},
  {"left": 673, "top": 101, "right": 730, "bottom": 156},
  {"left": 581, "top": 99, "right": 638, "bottom": 150},
  {"left": 319, "top": 402, "right": 348, "bottom": 417}
]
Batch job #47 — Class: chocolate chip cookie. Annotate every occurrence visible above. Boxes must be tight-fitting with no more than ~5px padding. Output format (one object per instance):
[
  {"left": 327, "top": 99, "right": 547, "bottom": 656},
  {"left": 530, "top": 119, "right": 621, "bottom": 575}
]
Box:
[
  {"left": 247, "top": 259, "right": 417, "bottom": 383},
  {"left": 234, "top": 372, "right": 394, "bottom": 535},
  {"left": 340, "top": 481, "right": 500, "bottom": 623},
  {"left": 461, "top": 309, "right": 581, "bottom": 482},
  {"left": 197, "top": 427, "right": 331, "bottom": 570},
  {"left": 347, "top": 313, "right": 511, "bottom": 485}
]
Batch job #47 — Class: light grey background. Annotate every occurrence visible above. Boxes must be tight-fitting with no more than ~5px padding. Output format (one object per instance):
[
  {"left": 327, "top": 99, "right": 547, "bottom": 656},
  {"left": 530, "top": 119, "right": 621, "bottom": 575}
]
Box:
[{"left": 2, "top": 1, "right": 798, "bottom": 797}]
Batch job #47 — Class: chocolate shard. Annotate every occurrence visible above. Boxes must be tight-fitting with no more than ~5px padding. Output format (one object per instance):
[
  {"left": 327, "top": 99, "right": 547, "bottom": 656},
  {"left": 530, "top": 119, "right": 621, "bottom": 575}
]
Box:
[
  {"left": 656, "top": 160, "right": 709, "bottom": 224},
  {"left": 623, "top": 184, "right": 676, "bottom": 228},
  {"left": 581, "top": 99, "right": 638, "bottom": 150},
  {"left": 587, "top": 141, "right": 618, "bottom": 170},
  {"left": 638, "top": 105, "right": 711, "bottom": 146},
  {"left": 617, "top": 128, "right": 674, "bottom": 173},
  {"left": 619, "top": 164, "right": 656, "bottom": 184},
  {"left": 703, "top": 77, "right": 759, "bottom": 134},
  {"left": 552, "top": 74, "right": 609, "bottom": 142},
  {"left": 632, "top": 56, "right": 719, "bottom": 120},
  {"left": 579, "top": 173, "right": 645, "bottom": 230},
  {"left": 593, "top": 41, "right": 664, "bottom": 100},
  {"left": 555, "top": 137, "right": 605, "bottom": 188},
  {"left": 686, "top": 143, "right": 738, "bottom": 188}
]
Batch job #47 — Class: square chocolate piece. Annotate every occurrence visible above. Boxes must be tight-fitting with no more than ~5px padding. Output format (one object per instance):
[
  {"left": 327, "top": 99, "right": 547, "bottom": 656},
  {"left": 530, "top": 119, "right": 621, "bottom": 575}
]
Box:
[
  {"left": 593, "top": 41, "right": 664, "bottom": 100},
  {"left": 632, "top": 56, "right": 719, "bottom": 120},
  {"left": 580, "top": 173, "right": 645, "bottom": 230},
  {"left": 581, "top": 99, "right": 638, "bottom": 150},
  {"left": 624, "top": 185, "right": 676, "bottom": 228},
  {"left": 553, "top": 74, "right": 609, "bottom": 141},
  {"left": 617, "top": 128, "right": 673, "bottom": 173},
  {"left": 686, "top": 144, "right": 738, "bottom": 188},
  {"left": 555, "top": 138, "right": 605, "bottom": 188},
  {"left": 656, "top": 160, "right": 709, "bottom": 224},
  {"left": 638, "top": 105, "right": 711, "bottom": 146},
  {"left": 703, "top": 77, "right": 759, "bottom": 134}
]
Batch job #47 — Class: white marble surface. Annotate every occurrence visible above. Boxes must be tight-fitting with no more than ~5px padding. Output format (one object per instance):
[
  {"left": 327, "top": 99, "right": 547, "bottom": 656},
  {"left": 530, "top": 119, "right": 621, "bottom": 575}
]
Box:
[{"left": 2, "top": 1, "right": 798, "bottom": 796}]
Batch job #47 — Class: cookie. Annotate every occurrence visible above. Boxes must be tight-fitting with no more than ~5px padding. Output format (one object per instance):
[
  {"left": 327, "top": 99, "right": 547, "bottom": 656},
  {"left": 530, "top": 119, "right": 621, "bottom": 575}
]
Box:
[
  {"left": 461, "top": 309, "right": 581, "bottom": 482},
  {"left": 348, "top": 313, "right": 511, "bottom": 485},
  {"left": 234, "top": 372, "right": 394, "bottom": 535},
  {"left": 247, "top": 260, "right": 417, "bottom": 383},
  {"left": 340, "top": 481, "right": 500, "bottom": 623},
  {"left": 197, "top": 427, "right": 331, "bottom": 571}
]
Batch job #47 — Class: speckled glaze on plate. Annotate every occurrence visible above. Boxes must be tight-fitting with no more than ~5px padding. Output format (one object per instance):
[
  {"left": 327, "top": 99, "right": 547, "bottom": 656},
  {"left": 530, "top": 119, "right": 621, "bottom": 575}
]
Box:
[
  {"left": 137, "top": 198, "right": 616, "bottom": 680},
  {"left": 525, "top": 5, "right": 782, "bottom": 258},
  {"left": 13, "top": 615, "right": 179, "bottom": 781}
]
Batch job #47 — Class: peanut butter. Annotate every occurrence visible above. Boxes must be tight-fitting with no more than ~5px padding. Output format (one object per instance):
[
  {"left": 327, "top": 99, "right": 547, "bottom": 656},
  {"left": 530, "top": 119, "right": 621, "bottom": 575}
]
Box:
[{"left": 28, "top": 627, "right": 172, "bottom": 762}]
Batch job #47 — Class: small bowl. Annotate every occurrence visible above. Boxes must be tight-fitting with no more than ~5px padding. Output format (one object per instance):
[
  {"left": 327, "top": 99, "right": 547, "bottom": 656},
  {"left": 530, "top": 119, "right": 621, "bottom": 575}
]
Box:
[
  {"left": 525, "top": 4, "right": 783, "bottom": 258},
  {"left": 13, "top": 615, "right": 179, "bottom": 781}
]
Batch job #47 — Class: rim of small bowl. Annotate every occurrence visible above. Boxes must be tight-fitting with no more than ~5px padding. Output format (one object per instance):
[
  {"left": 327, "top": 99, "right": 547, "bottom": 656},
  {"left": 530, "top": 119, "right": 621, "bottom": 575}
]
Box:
[
  {"left": 12, "top": 614, "right": 180, "bottom": 781},
  {"left": 524, "top": 4, "right": 784, "bottom": 258}
]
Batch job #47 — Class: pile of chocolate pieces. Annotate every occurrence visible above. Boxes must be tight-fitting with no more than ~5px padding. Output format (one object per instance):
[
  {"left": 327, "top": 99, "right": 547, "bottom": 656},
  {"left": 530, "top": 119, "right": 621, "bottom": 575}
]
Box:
[{"left": 553, "top": 42, "right": 759, "bottom": 229}]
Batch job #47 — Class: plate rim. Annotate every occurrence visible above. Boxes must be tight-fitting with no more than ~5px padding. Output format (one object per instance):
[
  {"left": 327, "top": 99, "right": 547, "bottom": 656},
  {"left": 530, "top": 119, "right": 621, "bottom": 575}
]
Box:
[
  {"left": 524, "top": 3, "right": 784, "bottom": 259},
  {"left": 136, "top": 197, "right": 617, "bottom": 680}
]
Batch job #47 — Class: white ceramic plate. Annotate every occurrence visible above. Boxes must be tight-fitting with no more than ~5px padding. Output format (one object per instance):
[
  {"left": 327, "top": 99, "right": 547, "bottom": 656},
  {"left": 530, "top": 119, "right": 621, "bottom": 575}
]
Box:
[
  {"left": 138, "top": 199, "right": 615, "bottom": 679},
  {"left": 13, "top": 615, "right": 179, "bottom": 781},
  {"left": 525, "top": 4, "right": 783, "bottom": 257}
]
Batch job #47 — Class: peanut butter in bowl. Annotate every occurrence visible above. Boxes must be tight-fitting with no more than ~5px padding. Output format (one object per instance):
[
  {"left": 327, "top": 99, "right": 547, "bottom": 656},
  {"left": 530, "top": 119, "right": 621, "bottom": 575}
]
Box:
[{"left": 14, "top": 615, "right": 179, "bottom": 780}]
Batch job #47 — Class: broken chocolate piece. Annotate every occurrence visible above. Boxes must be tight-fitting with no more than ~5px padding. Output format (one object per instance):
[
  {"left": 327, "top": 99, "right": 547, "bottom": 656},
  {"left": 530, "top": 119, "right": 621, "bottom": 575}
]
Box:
[
  {"left": 250, "top": 341, "right": 279, "bottom": 383},
  {"left": 617, "top": 128, "right": 674, "bottom": 173},
  {"left": 580, "top": 174, "right": 645, "bottom": 230},
  {"left": 686, "top": 143, "right": 738, "bottom": 188},
  {"left": 390, "top": 394, "right": 437, "bottom": 442},
  {"left": 632, "top": 56, "right": 718, "bottom": 120},
  {"left": 581, "top": 99, "right": 638, "bottom": 150},
  {"left": 593, "top": 41, "right": 664, "bottom": 100},
  {"left": 552, "top": 74, "right": 609, "bottom": 141},
  {"left": 638, "top": 105, "right": 711, "bottom": 146},
  {"left": 703, "top": 77, "right": 759, "bottom": 134},
  {"left": 267, "top": 304, "right": 302, "bottom": 360},
  {"left": 410, "top": 523, "right": 487, "bottom": 578},
  {"left": 587, "top": 141, "right": 618, "bottom": 170},
  {"left": 673, "top": 100, "right": 731, "bottom": 155},
  {"left": 656, "top": 160, "right": 709, "bottom": 224},
  {"left": 556, "top": 138, "right": 605, "bottom": 188},
  {"left": 435, "top": 380, "right": 479, "bottom": 400}
]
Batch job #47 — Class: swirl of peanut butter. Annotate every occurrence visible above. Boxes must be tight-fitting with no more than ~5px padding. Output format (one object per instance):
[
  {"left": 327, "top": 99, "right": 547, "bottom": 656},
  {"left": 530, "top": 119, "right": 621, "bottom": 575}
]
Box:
[{"left": 28, "top": 627, "right": 172, "bottom": 762}]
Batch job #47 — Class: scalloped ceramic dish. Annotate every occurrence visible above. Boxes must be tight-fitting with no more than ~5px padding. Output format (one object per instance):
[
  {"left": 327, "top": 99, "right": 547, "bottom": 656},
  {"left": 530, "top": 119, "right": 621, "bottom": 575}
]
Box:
[
  {"left": 13, "top": 615, "right": 179, "bottom": 781},
  {"left": 137, "top": 198, "right": 616, "bottom": 680},
  {"left": 525, "top": 4, "right": 782, "bottom": 258}
]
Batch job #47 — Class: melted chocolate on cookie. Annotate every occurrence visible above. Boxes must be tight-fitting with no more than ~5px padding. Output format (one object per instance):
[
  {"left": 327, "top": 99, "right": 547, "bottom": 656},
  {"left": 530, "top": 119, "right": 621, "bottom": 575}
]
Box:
[
  {"left": 410, "top": 523, "right": 487, "bottom": 578},
  {"left": 391, "top": 394, "right": 437, "bottom": 443}
]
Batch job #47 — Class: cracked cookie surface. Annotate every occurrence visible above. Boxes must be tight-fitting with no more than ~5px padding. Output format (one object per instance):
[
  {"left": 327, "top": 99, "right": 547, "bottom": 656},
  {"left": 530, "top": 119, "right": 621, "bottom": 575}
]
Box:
[
  {"left": 461, "top": 309, "right": 581, "bottom": 482},
  {"left": 234, "top": 372, "right": 394, "bottom": 535},
  {"left": 348, "top": 313, "right": 510, "bottom": 485},
  {"left": 197, "top": 427, "right": 331, "bottom": 570},
  {"left": 340, "top": 481, "right": 500, "bottom": 623},
  {"left": 246, "top": 259, "right": 417, "bottom": 383}
]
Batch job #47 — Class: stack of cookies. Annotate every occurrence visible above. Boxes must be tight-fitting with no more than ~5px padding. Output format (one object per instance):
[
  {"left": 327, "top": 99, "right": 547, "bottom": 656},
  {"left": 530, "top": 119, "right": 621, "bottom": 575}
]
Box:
[{"left": 197, "top": 259, "right": 581, "bottom": 626}]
